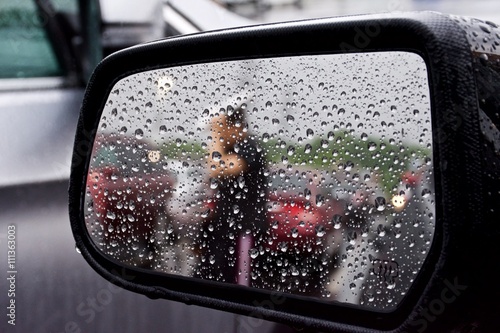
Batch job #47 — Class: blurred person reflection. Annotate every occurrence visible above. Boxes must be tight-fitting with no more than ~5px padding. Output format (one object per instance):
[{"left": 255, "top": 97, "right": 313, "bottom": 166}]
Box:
[{"left": 197, "top": 104, "right": 267, "bottom": 285}]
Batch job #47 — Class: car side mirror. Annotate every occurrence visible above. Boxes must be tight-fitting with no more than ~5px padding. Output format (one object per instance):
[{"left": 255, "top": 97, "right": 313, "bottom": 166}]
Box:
[{"left": 69, "top": 12, "right": 500, "bottom": 332}]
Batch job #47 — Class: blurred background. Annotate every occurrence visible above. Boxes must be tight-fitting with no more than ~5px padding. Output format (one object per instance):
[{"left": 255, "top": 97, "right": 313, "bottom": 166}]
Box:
[{"left": 213, "top": 0, "right": 500, "bottom": 23}]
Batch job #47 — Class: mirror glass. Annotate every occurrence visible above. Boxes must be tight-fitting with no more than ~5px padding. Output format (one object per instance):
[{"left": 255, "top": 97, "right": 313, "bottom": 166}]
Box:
[{"left": 85, "top": 52, "right": 435, "bottom": 310}]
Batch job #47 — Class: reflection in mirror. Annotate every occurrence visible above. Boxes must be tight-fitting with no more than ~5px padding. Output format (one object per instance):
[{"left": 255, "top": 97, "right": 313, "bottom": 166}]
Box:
[{"left": 85, "top": 52, "right": 434, "bottom": 310}]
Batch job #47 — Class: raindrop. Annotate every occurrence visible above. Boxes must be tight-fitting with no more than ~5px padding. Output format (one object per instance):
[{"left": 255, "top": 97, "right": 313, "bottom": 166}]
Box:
[
  {"left": 286, "top": 115, "right": 295, "bottom": 124},
  {"left": 347, "top": 230, "right": 357, "bottom": 244},
  {"left": 332, "top": 215, "right": 342, "bottom": 229},
  {"left": 237, "top": 176, "right": 245, "bottom": 189},
  {"left": 209, "top": 178, "right": 219, "bottom": 189},
  {"left": 421, "top": 189, "right": 431, "bottom": 197},
  {"left": 316, "top": 194, "right": 325, "bottom": 207},
  {"left": 315, "top": 225, "right": 326, "bottom": 237},
  {"left": 159, "top": 125, "right": 167, "bottom": 134},
  {"left": 249, "top": 248, "right": 259, "bottom": 259},
  {"left": 375, "top": 197, "right": 386, "bottom": 211},
  {"left": 306, "top": 128, "right": 314, "bottom": 139},
  {"left": 278, "top": 242, "right": 288, "bottom": 252},
  {"left": 212, "top": 151, "right": 222, "bottom": 162},
  {"left": 135, "top": 129, "right": 144, "bottom": 139},
  {"left": 201, "top": 209, "right": 211, "bottom": 218},
  {"left": 377, "top": 224, "right": 386, "bottom": 237},
  {"left": 304, "top": 144, "right": 312, "bottom": 154}
]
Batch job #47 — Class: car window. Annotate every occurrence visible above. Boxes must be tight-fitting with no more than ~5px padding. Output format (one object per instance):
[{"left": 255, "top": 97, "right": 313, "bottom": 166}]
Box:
[{"left": 0, "top": 0, "right": 62, "bottom": 78}]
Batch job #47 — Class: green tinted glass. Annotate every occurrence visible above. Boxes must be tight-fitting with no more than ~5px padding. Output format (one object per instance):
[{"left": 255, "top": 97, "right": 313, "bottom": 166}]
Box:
[{"left": 0, "top": 0, "right": 62, "bottom": 78}]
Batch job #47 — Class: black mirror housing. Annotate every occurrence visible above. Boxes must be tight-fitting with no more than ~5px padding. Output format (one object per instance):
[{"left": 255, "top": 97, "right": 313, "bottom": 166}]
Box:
[{"left": 69, "top": 11, "right": 500, "bottom": 332}]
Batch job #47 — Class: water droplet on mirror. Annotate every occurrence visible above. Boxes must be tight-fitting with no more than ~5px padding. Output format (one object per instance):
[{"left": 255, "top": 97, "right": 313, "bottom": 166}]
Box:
[
  {"left": 347, "top": 230, "right": 357, "bottom": 244},
  {"left": 377, "top": 224, "right": 386, "bottom": 237},
  {"left": 201, "top": 209, "right": 211, "bottom": 218},
  {"left": 286, "top": 115, "right": 295, "bottom": 124},
  {"left": 304, "top": 188, "right": 311, "bottom": 200},
  {"left": 209, "top": 178, "right": 218, "bottom": 189},
  {"left": 135, "top": 129, "right": 144, "bottom": 139},
  {"left": 375, "top": 197, "right": 386, "bottom": 211},
  {"left": 315, "top": 225, "right": 326, "bottom": 237},
  {"left": 306, "top": 128, "right": 314, "bottom": 139},
  {"left": 159, "top": 125, "right": 167, "bottom": 134},
  {"left": 332, "top": 214, "right": 342, "bottom": 229},
  {"left": 106, "top": 211, "right": 116, "bottom": 220},
  {"left": 249, "top": 248, "right": 259, "bottom": 259},
  {"left": 212, "top": 151, "right": 222, "bottom": 162},
  {"left": 278, "top": 242, "right": 288, "bottom": 252},
  {"left": 237, "top": 176, "right": 245, "bottom": 188},
  {"left": 316, "top": 194, "right": 324, "bottom": 207},
  {"left": 368, "top": 142, "right": 377, "bottom": 151},
  {"left": 287, "top": 146, "right": 295, "bottom": 156},
  {"left": 421, "top": 189, "right": 431, "bottom": 197},
  {"left": 304, "top": 144, "right": 312, "bottom": 154}
]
